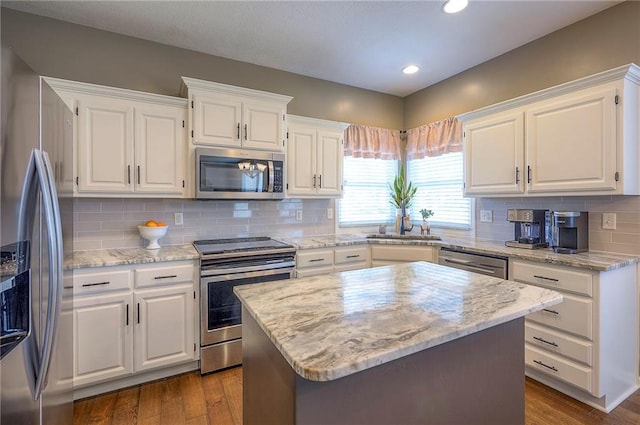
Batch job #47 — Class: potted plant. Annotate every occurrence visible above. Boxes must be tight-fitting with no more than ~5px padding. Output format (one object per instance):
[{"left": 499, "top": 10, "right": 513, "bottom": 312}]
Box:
[
  {"left": 419, "top": 208, "right": 434, "bottom": 236},
  {"left": 389, "top": 164, "right": 417, "bottom": 232}
]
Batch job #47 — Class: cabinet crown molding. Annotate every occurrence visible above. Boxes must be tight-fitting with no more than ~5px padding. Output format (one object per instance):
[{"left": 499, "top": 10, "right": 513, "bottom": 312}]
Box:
[
  {"left": 180, "top": 76, "right": 292, "bottom": 104},
  {"left": 458, "top": 63, "right": 640, "bottom": 122},
  {"left": 42, "top": 77, "right": 187, "bottom": 107},
  {"left": 287, "top": 114, "right": 350, "bottom": 131}
]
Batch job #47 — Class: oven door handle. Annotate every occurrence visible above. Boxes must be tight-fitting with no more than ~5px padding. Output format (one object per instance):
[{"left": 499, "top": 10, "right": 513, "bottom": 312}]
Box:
[
  {"left": 201, "top": 267, "right": 294, "bottom": 284},
  {"left": 201, "top": 260, "right": 295, "bottom": 277}
]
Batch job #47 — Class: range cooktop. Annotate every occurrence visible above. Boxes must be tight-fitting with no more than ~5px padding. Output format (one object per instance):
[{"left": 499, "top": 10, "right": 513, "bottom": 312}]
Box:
[{"left": 193, "top": 237, "right": 294, "bottom": 256}]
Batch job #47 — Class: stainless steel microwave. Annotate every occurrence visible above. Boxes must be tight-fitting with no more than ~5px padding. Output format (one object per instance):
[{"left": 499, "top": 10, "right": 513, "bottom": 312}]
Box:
[{"left": 195, "top": 147, "right": 285, "bottom": 200}]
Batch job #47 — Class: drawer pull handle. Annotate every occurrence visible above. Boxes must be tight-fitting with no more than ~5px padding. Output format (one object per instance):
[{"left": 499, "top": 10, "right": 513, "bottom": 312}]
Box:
[
  {"left": 346, "top": 255, "right": 360, "bottom": 259},
  {"left": 82, "top": 281, "right": 110, "bottom": 287},
  {"left": 542, "top": 308, "right": 559, "bottom": 315},
  {"left": 126, "top": 304, "right": 129, "bottom": 326},
  {"left": 154, "top": 274, "right": 178, "bottom": 280},
  {"left": 309, "top": 258, "right": 325, "bottom": 263},
  {"left": 533, "top": 275, "right": 559, "bottom": 282},
  {"left": 137, "top": 303, "right": 140, "bottom": 324},
  {"left": 533, "top": 359, "right": 558, "bottom": 372},
  {"left": 533, "top": 336, "right": 558, "bottom": 347}
]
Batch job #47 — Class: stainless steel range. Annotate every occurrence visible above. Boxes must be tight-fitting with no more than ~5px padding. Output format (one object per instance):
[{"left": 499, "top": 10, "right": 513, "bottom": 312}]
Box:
[{"left": 193, "top": 237, "right": 296, "bottom": 374}]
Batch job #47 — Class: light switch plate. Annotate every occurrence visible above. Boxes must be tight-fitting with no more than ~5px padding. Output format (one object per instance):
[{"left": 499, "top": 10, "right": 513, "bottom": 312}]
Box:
[
  {"left": 602, "top": 212, "right": 616, "bottom": 230},
  {"left": 480, "top": 210, "right": 493, "bottom": 223},
  {"left": 296, "top": 210, "right": 303, "bottom": 221},
  {"left": 174, "top": 212, "right": 183, "bottom": 225},
  {"left": 327, "top": 208, "right": 334, "bottom": 219}
]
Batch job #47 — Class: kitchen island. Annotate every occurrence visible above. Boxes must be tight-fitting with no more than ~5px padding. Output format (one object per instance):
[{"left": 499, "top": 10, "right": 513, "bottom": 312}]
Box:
[{"left": 235, "top": 261, "right": 562, "bottom": 425}]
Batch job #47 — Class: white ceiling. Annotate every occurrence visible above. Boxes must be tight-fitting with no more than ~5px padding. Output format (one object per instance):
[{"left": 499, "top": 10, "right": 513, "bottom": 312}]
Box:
[{"left": 3, "top": 0, "right": 620, "bottom": 97}]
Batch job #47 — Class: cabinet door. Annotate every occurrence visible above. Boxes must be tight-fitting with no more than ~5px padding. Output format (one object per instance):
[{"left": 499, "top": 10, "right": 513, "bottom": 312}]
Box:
[
  {"left": 287, "top": 125, "right": 317, "bottom": 196},
  {"left": 316, "top": 130, "right": 343, "bottom": 196},
  {"left": 73, "top": 293, "right": 133, "bottom": 387},
  {"left": 134, "top": 285, "right": 195, "bottom": 372},
  {"left": 463, "top": 111, "right": 524, "bottom": 195},
  {"left": 192, "top": 93, "right": 242, "bottom": 147},
  {"left": 526, "top": 87, "right": 617, "bottom": 193},
  {"left": 77, "top": 96, "right": 134, "bottom": 193},
  {"left": 135, "top": 103, "right": 186, "bottom": 195},
  {"left": 242, "top": 101, "right": 285, "bottom": 152}
]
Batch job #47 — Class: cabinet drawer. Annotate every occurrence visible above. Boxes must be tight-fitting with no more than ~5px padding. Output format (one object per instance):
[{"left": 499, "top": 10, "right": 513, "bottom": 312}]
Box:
[
  {"left": 370, "top": 245, "right": 433, "bottom": 262},
  {"left": 527, "top": 293, "right": 592, "bottom": 339},
  {"left": 135, "top": 264, "right": 194, "bottom": 288},
  {"left": 525, "top": 322, "right": 592, "bottom": 366},
  {"left": 334, "top": 247, "right": 368, "bottom": 265},
  {"left": 511, "top": 260, "right": 593, "bottom": 296},
  {"left": 297, "top": 249, "right": 333, "bottom": 269},
  {"left": 526, "top": 346, "right": 592, "bottom": 393},
  {"left": 73, "top": 269, "right": 132, "bottom": 295}
]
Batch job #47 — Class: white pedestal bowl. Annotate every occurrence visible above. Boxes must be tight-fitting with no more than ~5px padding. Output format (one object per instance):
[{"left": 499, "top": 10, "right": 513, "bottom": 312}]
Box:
[{"left": 138, "top": 225, "right": 168, "bottom": 250}]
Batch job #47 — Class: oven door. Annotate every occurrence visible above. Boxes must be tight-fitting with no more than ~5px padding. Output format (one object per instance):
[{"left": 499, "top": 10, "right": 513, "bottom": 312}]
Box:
[{"left": 200, "top": 267, "right": 293, "bottom": 346}]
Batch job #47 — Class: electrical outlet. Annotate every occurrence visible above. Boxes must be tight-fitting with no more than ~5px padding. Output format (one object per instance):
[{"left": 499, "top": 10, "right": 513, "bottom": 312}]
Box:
[
  {"left": 296, "top": 210, "right": 303, "bottom": 221},
  {"left": 327, "top": 208, "right": 334, "bottom": 219},
  {"left": 174, "top": 212, "right": 183, "bottom": 226},
  {"left": 602, "top": 212, "right": 616, "bottom": 230},
  {"left": 480, "top": 210, "right": 493, "bottom": 223}
]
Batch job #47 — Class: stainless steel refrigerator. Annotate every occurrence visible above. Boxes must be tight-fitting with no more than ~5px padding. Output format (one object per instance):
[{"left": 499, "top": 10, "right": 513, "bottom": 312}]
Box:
[{"left": 1, "top": 44, "right": 74, "bottom": 424}]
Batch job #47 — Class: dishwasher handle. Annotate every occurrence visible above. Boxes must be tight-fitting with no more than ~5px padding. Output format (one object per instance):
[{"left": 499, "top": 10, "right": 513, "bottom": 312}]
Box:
[{"left": 441, "top": 258, "right": 498, "bottom": 275}]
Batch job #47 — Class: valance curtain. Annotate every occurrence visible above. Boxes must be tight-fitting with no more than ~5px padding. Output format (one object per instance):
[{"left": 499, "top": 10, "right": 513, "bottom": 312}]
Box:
[
  {"left": 344, "top": 124, "right": 402, "bottom": 160},
  {"left": 406, "top": 117, "right": 462, "bottom": 159}
]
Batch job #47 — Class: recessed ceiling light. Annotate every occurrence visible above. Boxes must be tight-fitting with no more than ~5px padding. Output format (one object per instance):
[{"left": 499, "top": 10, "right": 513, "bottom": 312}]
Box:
[
  {"left": 402, "top": 65, "right": 419, "bottom": 75},
  {"left": 442, "top": 0, "right": 468, "bottom": 14}
]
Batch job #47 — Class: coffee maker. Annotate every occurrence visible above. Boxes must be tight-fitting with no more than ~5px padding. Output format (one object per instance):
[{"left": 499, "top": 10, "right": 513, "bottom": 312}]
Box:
[
  {"left": 505, "top": 209, "right": 549, "bottom": 249},
  {"left": 551, "top": 211, "right": 589, "bottom": 254}
]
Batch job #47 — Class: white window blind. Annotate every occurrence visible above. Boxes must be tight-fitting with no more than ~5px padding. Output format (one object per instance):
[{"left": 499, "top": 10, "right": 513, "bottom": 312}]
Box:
[
  {"left": 339, "top": 157, "right": 398, "bottom": 226},
  {"left": 407, "top": 152, "right": 471, "bottom": 229}
]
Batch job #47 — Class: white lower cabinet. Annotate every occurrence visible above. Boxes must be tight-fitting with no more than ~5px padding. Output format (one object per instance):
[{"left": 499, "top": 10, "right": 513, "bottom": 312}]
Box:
[
  {"left": 73, "top": 292, "right": 133, "bottom": 387},
  {"left": 511, "top": 259, "right": 638, "bottom": 412},
  {"left": 370, "top": 245, "right": 435, "bottom": 267},
  {"left": 134, "top": 284, "right": 195, "bottom": 372},
  {"left": 296, "top": 245, "right": 370, "bottom": 277},
  {"left": 72, "top": 261, "right": 197, "bottom": 391}
]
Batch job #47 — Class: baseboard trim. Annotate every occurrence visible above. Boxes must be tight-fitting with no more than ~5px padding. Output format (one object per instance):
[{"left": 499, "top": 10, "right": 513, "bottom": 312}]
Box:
[{"left": 73, "top": 361, "right": 199, "bottom": 400}]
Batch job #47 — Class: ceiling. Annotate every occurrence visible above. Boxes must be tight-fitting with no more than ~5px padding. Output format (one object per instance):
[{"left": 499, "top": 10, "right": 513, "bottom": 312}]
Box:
[{"left": 2, "top": 0, "right": 620, "bottom": 97}]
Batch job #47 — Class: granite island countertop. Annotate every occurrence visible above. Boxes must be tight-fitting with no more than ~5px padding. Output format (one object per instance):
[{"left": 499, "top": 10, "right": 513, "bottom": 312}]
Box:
[
  {"left": 66, "top": 244, "right": 199, "bottom": 269},
  {"left": 234, "top": 261, "right": 562, "bottom": 382}
]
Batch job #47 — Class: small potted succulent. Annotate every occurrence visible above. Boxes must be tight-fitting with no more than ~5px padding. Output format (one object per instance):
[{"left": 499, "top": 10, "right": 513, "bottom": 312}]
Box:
[{"left": 419, "top": 208, "right": 434, "bottom": 236}]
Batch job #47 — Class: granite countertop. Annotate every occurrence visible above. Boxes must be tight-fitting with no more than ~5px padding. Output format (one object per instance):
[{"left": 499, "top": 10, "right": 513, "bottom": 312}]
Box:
[
  {"left": 287, "top": 233, "right": 640, "bottom": 272},
  {"left": 234, "top": 261, "right": 563, "bottom": 382},
  {"left": 66, "top": 244, "right": 199, "bottom": 269}
]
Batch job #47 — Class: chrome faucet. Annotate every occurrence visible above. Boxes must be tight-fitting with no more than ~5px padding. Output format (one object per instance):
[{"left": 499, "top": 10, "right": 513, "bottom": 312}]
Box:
[{"left": 399, "top": 200, "right": 414, "bottom": 235}]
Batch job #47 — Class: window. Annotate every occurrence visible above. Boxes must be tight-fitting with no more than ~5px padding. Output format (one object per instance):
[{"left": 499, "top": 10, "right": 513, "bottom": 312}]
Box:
[
  {"left": 407, "top": 152, "right": 471, "bottom": 229},
  {"left": 339, "top": 157, "right": 398, "bottom": 226}
]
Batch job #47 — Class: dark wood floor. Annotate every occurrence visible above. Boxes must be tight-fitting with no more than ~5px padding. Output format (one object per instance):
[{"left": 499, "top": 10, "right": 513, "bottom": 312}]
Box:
[{"left": 74, "top": 368, "right": 640, "bottom": 425}]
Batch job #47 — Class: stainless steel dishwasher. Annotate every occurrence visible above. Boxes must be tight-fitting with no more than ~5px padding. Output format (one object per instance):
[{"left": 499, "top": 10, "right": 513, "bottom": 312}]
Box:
[{"left": 438, "top": 247, "right": 508, "bottom": 279}]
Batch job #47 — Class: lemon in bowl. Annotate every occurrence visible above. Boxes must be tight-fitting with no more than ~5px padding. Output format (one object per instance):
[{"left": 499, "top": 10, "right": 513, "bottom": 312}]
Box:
[{"left": 138, "top": 221, "right": 168, "bottom": 249}]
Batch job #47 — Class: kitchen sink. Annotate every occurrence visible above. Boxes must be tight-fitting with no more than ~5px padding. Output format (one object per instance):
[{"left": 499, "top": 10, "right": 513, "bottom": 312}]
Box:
[{"left": 366, "top": 234, "right": 442, "bottom": 241}]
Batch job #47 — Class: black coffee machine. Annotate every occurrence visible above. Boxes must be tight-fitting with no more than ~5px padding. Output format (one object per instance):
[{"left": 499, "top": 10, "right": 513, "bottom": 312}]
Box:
[
  {"left": 551, "top": 211, "right": 589, "bottom": 254},
  {"left": 505, "top": 209, "right": 549, "bottom": 249}
]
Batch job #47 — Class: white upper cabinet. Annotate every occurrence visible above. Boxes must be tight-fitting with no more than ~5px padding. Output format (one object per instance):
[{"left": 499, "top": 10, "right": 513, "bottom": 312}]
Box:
[
  {"left": 44, "top": 77, "right": 188, "bottom": 198},
  {"left": 526, "top": 87, "right": 617, "bottom": 193},
  {"left": 182, "top": 77, "right": 292, "bottom": 152},
  {"left": 463, "top": 110, "right": 525, "bottom": 195},
  {"left": 459, "top": 64, "right": 640, "bottom": 197},
  {"left": 287, "top": 115, "right": 348, "bottom": 198}
]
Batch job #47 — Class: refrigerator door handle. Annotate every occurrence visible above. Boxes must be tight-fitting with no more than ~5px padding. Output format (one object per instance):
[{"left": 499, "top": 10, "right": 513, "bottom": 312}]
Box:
[{"left": 32, "top": 150, "right": 64, "bottom": 401}]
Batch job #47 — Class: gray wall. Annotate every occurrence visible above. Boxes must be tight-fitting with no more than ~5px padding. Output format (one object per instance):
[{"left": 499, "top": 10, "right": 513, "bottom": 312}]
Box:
[
  {"left": 0, "top": 7, "right": 403, "bottom": 130},
  {"left": 403, "top": 0, "right": 640, "bottom": 128}
]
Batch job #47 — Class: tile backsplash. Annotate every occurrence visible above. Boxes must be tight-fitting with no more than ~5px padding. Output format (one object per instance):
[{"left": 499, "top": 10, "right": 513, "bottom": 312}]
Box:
[
  {"left": 476, "top": 195, "right": 640, "bottom": 255},
  {"left": 73, "top": 198, "right": 334, "bottom": 250}
]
